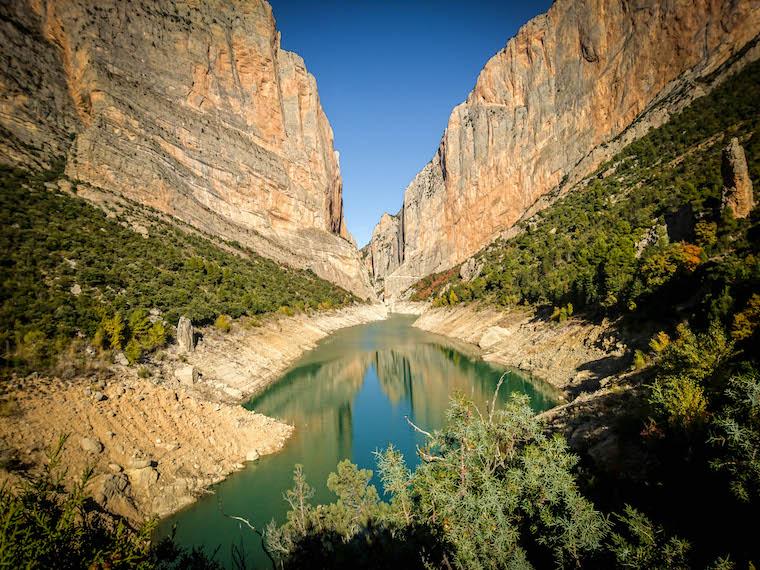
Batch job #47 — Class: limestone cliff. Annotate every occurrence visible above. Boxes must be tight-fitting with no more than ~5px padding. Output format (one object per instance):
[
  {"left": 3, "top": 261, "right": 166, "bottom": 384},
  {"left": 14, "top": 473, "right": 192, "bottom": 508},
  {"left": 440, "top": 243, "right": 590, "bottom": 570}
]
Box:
[
  {"left": 368, "top": 0, "right": 760, "bottom": 298},
  {"left": 0, "top": 0, "right": 373, "bottom": 298}
]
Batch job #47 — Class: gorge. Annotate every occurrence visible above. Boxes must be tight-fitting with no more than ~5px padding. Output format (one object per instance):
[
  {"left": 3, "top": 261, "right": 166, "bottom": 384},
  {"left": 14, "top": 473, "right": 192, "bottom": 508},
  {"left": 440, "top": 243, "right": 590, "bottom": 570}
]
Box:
[{"left": 1, "top": 0, "right": 759, "bottom": 568}]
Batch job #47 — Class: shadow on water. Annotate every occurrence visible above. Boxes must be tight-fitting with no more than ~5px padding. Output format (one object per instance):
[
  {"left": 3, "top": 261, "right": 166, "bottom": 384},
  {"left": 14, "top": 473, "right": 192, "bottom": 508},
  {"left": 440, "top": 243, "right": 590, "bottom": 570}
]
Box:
[{"left": 158, "top": 314, "right": 558, "bottom": 568}]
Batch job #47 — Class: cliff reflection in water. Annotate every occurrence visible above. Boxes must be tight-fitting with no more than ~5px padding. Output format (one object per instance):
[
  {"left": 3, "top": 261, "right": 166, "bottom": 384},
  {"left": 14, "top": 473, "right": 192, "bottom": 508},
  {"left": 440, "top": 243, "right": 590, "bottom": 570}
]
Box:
[
  {"left": 247, "top": 314, "right": 557, "bottom": 475},
  {"left": 164, "top": 315, "right": 557, "bottom": 569}
]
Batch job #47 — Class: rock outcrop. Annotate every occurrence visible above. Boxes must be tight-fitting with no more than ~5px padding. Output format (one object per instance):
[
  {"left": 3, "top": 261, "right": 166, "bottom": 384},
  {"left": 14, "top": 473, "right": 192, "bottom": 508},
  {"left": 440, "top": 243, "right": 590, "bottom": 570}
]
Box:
[
  {"left": 368, "top": 0, "right": 760, "bottom": 297},
  {"left": 721, "top": 137, "right": 755, "bottom": 219},
  {"left": 0, "top": 0, "right": 373, "bottom": 298},
  {"left": 176, "top": 317, "right": 195, "bottom": 353}
]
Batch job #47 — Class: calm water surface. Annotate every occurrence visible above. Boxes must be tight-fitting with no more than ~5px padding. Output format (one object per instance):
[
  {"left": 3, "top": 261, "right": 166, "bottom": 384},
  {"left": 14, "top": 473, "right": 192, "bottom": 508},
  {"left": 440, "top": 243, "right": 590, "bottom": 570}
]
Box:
[{"left": 159, "top": 314, "right": 558, "bottom": 567}]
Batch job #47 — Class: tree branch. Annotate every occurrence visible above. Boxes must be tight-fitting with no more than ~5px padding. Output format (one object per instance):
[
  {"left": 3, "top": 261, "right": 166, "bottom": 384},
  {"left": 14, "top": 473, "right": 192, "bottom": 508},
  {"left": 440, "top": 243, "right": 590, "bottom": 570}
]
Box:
[{"left": 405, "top": 415, "right": 432, "bottom": 438}]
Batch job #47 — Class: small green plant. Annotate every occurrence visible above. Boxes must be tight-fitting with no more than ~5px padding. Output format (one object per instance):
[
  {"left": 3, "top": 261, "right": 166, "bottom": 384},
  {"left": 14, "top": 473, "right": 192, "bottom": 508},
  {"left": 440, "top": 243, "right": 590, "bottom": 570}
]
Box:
[
  {"left": 214, "top": 314, "right": 232, "bottom": 333},
  {"left": 633, "top": 349, "right": 647, "bottom": 370},
  {"left": 277, "top": 306, "right": 295, "bottom": 317},
  {"left": 550, "top": 302, "right": 574, "bottom": 323},
  {"left": 649, "top": 331, "right": 671, "bottom": 354},
  {"left": 137, "top": 366, "right": 151, "bottom": 378}
]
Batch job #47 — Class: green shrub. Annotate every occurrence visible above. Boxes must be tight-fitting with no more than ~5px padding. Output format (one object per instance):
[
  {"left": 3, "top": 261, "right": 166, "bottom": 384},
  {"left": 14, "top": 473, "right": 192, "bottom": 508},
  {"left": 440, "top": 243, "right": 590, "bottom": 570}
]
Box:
[
  {"left": 266, "top": 394, "right": 609, "bottom": 569},
  {"left": 124, "top": 339, "right": 143, "bottom": 364},
  {"left": 608, "top": 505, "right": 691, "bottom": 569},
  {"left": 709, "top": 367, "right": 760, "bottom": 502},
  {"left": 214, "top": 314, "right": 232, "bottom": 333}
]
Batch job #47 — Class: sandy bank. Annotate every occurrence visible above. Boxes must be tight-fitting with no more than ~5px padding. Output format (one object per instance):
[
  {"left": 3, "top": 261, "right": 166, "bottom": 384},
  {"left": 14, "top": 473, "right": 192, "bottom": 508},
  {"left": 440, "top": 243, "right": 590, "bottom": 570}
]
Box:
[
  {"left": 177, "top": 303, "right": 388, "bottom": 402},
  {"left": 0, "top": 304, "right": 388, "bottom": 523},
  {"left": 0, "top": 374, "right": 292, "bottom": 521},
  {"left": 413, "top": 304, "right": 629, "bottom": 396}
]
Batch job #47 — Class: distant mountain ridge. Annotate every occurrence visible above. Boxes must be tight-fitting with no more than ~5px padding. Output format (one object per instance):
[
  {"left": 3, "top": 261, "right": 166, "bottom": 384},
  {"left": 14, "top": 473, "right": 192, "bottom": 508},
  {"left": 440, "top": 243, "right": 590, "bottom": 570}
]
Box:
[
  {"left": 365, "top": 0, "right": 760, "bottom": 298},
  {"left": 0, "top": 0, "right": 373, "bottom": 298}
]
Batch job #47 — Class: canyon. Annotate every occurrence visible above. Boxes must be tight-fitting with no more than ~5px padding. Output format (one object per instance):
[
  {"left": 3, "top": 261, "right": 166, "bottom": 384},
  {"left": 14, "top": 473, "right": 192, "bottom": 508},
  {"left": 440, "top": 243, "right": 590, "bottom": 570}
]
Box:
[
  {"left": 0, "top": 0, "right": 372, "bottom": 298},
  {"left": 365, "top": 0, "right": 760, "bottom": 298}
]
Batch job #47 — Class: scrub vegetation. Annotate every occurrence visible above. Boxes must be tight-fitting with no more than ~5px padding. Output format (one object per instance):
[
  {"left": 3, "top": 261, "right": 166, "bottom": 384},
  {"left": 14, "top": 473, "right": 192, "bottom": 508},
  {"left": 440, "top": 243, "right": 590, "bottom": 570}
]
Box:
[{"left": 0, "top": 167, "right": 355, "bottom": 375}]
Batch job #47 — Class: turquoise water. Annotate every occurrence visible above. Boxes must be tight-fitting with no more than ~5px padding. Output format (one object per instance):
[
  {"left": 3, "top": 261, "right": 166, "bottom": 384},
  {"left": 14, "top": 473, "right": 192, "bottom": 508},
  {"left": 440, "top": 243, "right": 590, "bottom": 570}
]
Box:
[{"left": 158, "top": 314, "right": 557, "bottom": 567}]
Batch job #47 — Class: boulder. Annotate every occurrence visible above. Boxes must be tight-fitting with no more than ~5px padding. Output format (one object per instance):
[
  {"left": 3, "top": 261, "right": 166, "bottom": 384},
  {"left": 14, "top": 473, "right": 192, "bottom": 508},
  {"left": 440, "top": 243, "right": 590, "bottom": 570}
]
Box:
[
  {"left": 174, "top": 365, "right": 198, "bottom": 386},
  {"left": 95, "top": 473, "right": 130, "bottom": 504},
  {"left": 246, "top": 449, "right": 260, "bottom": 462},
  {"left": 722, "top": 137, "right": 755, "bottom": 219},
  {"left": 79, "top": 437, "right": 103, "bottom": 454},
  {"left": 478, "top": 326, "right": 512, "bottom": 350},
  {"left": 176, "top": 316, "right": 194, "bottom": 353},
  {"left": 126, "top": 466, "right": 159, "bottom": 489},
  {"left": 113, "top": 352, "right": 129, "bottom": 366}
]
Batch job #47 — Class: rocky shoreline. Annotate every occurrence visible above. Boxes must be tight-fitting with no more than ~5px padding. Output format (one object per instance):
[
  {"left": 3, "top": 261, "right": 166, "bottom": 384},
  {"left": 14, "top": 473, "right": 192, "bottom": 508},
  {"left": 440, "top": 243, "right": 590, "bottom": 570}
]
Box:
[
  {"left": 0, "top": 300, "right": 627, "bottom": 526},
  {"left": 412, "top": 303, "right": 630, "bottom": 398},
  {"left": 0, "top": 304, "right": 388, "bottom": 524}
]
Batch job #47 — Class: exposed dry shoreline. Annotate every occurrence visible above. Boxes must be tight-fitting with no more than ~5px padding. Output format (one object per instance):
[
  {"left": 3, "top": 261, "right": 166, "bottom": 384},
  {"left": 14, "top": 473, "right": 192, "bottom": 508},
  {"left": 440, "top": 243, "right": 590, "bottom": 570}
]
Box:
[
  {"left": 0, "top": 304, "right": 388, "bottom": 523},
  {"left": 412, "top": 303, "right": 630, "bottom": 397},
  {"left": 0, "top": 300, "right": 627, "bottom": 525}
]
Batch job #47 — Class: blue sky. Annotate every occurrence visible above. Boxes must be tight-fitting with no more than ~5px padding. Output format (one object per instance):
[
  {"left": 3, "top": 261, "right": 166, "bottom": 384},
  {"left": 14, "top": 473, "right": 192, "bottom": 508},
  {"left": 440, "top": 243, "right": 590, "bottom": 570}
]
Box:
[{"left": 270, "top": 0, "right": 553, "bottom": 247}]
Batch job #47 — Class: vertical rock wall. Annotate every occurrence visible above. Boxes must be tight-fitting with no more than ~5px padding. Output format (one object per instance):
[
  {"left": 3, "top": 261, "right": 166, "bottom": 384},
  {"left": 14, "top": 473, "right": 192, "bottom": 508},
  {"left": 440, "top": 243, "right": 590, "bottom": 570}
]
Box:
[
  {"left": 369, "top": 0, "right": 760, "bottom": 297},
  {"left": 0, "top": 0, "right": 373, "bottom": 298}
]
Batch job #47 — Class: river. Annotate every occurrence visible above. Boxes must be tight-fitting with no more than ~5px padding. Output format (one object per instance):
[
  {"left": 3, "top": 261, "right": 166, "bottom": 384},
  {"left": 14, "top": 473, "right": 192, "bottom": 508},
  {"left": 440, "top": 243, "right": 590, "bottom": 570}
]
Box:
[{"left": 158, "top": 314, "right": 558, "bottom": 567}]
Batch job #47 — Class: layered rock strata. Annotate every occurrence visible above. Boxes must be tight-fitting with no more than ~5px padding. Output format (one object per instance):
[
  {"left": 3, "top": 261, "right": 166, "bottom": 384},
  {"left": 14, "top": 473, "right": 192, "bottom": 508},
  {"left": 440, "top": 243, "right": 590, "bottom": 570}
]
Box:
[
  {"left": 368, "top": 0, "right": 760, "bottom": 297},
  {"left": 0, "top": 0, "right": 373, "bottom": 298}
]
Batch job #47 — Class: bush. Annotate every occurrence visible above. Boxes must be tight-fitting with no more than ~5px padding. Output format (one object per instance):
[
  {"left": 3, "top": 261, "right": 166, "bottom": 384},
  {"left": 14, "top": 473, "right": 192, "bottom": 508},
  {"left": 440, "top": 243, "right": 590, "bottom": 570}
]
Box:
[
  {"left": 709, "top": 367, "right": 760, "bottom": 502},
  {"left": 266, "top": 393, "right": 609, "bottom": 569},
  {"left": 124, "top": 339, "right": 143, "bottom": 364},
  {"left": 214, "top": 314, "right": 232, "bottom": 333}
]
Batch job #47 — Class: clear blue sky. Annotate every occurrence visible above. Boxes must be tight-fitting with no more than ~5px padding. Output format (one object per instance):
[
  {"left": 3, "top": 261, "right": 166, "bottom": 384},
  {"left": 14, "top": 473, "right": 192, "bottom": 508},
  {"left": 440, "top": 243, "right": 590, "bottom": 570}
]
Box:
[{"left": 270, "top": 0, "right": 553, "bottom": 247}]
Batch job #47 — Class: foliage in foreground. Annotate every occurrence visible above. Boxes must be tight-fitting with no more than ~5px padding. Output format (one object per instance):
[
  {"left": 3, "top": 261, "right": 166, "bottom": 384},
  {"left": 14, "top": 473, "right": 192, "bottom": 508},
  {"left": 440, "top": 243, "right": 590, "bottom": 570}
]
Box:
[
  {"left": 266, "top": 394, "right": 610, "bottom": 569},
  {"left": 0, "top": 436, "right": 218, "bottom": 569}
]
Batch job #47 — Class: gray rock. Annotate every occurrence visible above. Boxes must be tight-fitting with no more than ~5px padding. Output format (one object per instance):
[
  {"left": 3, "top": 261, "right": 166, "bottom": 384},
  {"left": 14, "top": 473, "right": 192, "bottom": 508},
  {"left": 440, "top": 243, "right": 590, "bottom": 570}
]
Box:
[
  {"left": 722, "top": 137, "right": 755, "bottom": 219},
  {"left": 128, "top": 457, "right": 153, "bottom": 469},
  {"left": 95, "top": 472, "right": 130, "bottom": 504},
  {"left": 459, "top": 258, "right": 483, "bottom": 282},
  {"left": 176, "top": 316, "right": 194, "bottom": 353},
  {"left": 113, "top": 352, "right": 129, "bottom": 366},
  {"left": 92, "top": 391, "right": 107, "bottom": 402},
  {"left": 174, "top": 365, "right": 198, "bottom": 386},
  {"left": 79, "top": 437, "right": 103, "bottom": 454}
]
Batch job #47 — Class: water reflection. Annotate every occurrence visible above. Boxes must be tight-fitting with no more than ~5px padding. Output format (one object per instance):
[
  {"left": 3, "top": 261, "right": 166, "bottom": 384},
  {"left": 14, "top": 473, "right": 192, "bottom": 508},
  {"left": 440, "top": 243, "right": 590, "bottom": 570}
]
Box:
[{"left": 160, "top": 314, "right": 557, "bottom": 568}]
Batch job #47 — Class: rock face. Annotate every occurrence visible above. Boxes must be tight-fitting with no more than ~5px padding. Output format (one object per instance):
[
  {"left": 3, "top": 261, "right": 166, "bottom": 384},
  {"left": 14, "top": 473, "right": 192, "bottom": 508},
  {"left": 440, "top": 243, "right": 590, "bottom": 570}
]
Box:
[
  {"left": 174, "top": 365, "right": 199, "bottom": 386},
  {"left": 176, "top": 317, "right": 194, "bottom": 353},
  {"left": 367, "top": 0, "right": 760, "bottom": 297},
  {"left": 0, "top": 0, "right": 373, "bottom": 298},
  {"left": 722, "top": 137, "right": 755, "bottom": 219},
  {"left": 361, "top": 213, "right": 403, "bottom": 295}
]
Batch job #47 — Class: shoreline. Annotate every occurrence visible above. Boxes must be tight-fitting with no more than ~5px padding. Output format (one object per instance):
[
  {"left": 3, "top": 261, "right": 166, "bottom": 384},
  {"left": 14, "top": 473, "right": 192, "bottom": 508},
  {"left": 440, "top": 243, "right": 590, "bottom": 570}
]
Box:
[
  {"left": 0, "top": 304, "right": 389, "bottom": 524},
  {"left": 411, "top": 303, "right": 629, "bottom": 398},
  {"left": 0, "top": 300, "right": 618, "bottom": 527}
]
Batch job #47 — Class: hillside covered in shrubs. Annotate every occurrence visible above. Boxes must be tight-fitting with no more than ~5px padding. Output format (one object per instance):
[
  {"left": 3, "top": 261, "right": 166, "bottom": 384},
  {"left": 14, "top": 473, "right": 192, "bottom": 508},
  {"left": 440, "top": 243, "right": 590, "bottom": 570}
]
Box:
[{"left": 0, "top": 166, "right": 356, "bottom": 374}]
